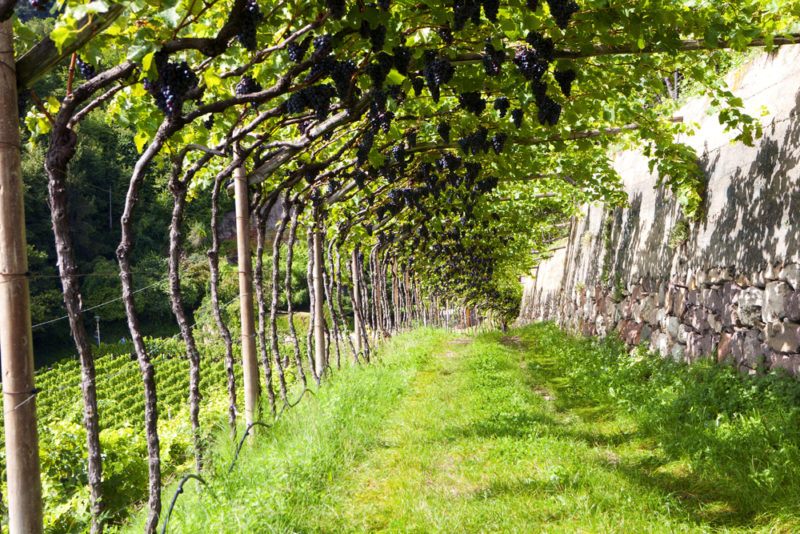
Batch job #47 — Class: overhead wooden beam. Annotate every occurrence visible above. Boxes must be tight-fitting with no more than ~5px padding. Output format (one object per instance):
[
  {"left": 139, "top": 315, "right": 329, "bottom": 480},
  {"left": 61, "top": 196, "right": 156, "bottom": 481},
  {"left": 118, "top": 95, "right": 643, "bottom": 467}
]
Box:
[{"left": 15, "top": 4, "right": 124, "bottom": 89}]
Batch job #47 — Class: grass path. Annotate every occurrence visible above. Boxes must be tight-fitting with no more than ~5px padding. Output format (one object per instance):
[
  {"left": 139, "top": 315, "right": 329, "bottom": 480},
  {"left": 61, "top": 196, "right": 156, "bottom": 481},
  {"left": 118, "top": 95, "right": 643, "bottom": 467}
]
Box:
[
  {"left": 137, "top": 327, "right": 800, "bottom": 532},
  {"left": 315, "top": 332, "right": 758, "bottom": 533}
]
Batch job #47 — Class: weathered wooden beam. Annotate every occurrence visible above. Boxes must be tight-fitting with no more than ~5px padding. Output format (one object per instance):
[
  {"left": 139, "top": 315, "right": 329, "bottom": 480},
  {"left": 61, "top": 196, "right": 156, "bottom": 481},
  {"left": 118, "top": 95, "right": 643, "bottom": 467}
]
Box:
[{"left": 16, "top": 4, "right": 124, "bottom": 89}]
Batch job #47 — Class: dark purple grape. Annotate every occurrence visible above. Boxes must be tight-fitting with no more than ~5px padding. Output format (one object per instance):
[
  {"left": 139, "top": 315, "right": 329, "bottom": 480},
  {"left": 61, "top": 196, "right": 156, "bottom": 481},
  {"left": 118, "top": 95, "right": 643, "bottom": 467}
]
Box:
[
  {"left": 411, "top": 77, "right": 425, "bottom": 96},
  {"left": 511, "top": 108, "right": 523, "bottom": 128},
  {"left": 554, "top": 68, "right": 577, "bottom": 96},
  {"left": 313, "top": 34, "right": 333, "bottom": 54},
  {"left": 482, "top": 0, "right": 499, "bottom": 22},
  {"left": 494, "top": 96, "right": 510, "bottom": 117},
  {"left": 287, "top": 36, "right": 312, "bottom": 62},
  {"left": 453, "top": 0, "right": 481, "bottom": 30},
  {"left": 369, "top": 24, "right": 386, "bottom": 52},
  {"left": 536, "top": 95, "right": 561, "bottom": 126},
  {"left": 490, "top": 133, "right": 507, "bottom": 154},
  {"left": 422, "top": 51, "right": 454, "bottom": 103},
  {"left": 392, "top": 45, "right": 411, "bottom": 75},
  {"left": 437, "top": 122, "right": 451, "bottom": 143},
  {"left": 76, "top": 56, "right": 96, "bottom": 80},
  {"left": 236, "top": 75, "right": 263, "bottom": 95},
  {"left": 437, "top": 26, "right": 454, "bottom": 44},
  {"left": 144, "top": 59, "right": 199, "bottom": 116},
  {"left": 325, "top": 0, "right": 346, "bottom": 19},
  {"left": 286, "top": 84, "right": 336, "bottom": 119},
  {"left": 482, "top": 41, "right": 506, "bottom": 76},
  {"left": 526, "top": 31, "right": 555, "bottom": 61},
  {"left": 236, "top": 0, "right": 263, "bottom": 51},
  {"left": 514, "top": 48, "right": 549, "bottom": 81},
  {"left": 331, "top": 59, "right": 357, "bottom": 99},
  {"left": 546, "top": 0, "right": 579, "bottom": 29},
  {"left": 458, "top": 92, "right": 486, "bottom": 115}
]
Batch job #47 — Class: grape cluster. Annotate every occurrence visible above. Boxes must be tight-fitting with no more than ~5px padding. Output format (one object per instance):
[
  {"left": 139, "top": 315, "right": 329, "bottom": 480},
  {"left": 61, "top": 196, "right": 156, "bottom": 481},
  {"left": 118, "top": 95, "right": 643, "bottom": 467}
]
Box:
[
  {"left": 366, "top": 52, "right": 394, "bottom": 88},
  {"left": 422, "top": 51, "right": 454, "bottom": 103},
  {"left": 307, "top": 56, "right": 335, "bottom": 80},
  {"left": 464, "top": 162, "right": 482, "bottom": 181},
  {"left": 554, "top": 68, "right": 577, "bottom": 96},
  {"left": 353, "top": 169, "right": 367, "bottom": 188},
  {"left": 313, "top": 34, "right": 333, "bottom": 55},
  {"left": 236, "top": 0, "right": 263, "bottom": 51},
  {"left": 536, "top": 95, "right": 561, "bottom": 126},
  {"left": 513, "top": 48, "right": 548, "bottom": 81},
  {"left": 387, "top": 84, "right": 405, "bottom": 102},
  {"left": 392, "top": 45, "right": 411, "bottom": 75},
  {"left": 391, "top": 144, "right": 406, "bottom": 168},
  {"left": 490, "top": 133, "right": 507, "bottom": 154},
  {"left": 526, "top": 31, "right": 555, "bottom": 60},
  {"left": 287, "top": 36, "right": 311, "bottom": 62},
  {"left": 526, "top": 0, "right": 539, "bottom": 9},
  {"left": 203, "top": 115, "right": 214, "bottom": 129},
  {"left": 326, "top": 179, "right": 340, "bottom": 196},
  {"left": 76, "top": 56, "right": 96, "bottom": 80},
  {"left": 378, "top": 0, "right": 390, "bottom": 9},
  {"left": 482, "top": 41, "right": 506, "bottom": 76},
  {"left": 411, "top": 77, "right": 425, "bottom": 96},
  {"left": 331, "top": 59, "right": 357, "bottom": 99},
  {"left": 511, "top": 108, "right": 523, "bottom": 128},
  {"left": 437, "top": 122, "right": 451, "bottom": 143},
  {"left": 532, "top": 80, "right": 547, "bottom": 102},
  {"left": 546, "top": 0, "right": 579, "bottom": 29},
  {"left": 458, "top": 126, "right": 489, "bottom": 155},
  {"left": 494, "top": 96, "right": 510, "bottom": 117},
  {"left": 325, "top": 0, "right": 346, "bottom": 19},
  {"left": 235, "top": 75, "right": 263, "bottom": 95},
  {"left": 437, "top": 26, "right": 454, "bottom": 44},
  {"left": 369, "top": 24, "right": 387, "bottom": 52},
  {"left": 144, "top": 59, "right": 199, "bottom": 116},
  {"left": 371, "top": 109, "right": 394, "bottom": 133},
  {"left": 482, "top": 0, "right": 499, "bottom": 21},
  {"left": 28, "top": 0, "right": 47, "bottom": 11},
  {"left": 437, "top": 153, "right": 462, "bottom": 171},
  {"left": 453, "top": 0, "right": 481, "bottom": 31},
  {"left": 458, "top": 92, "right": 486, "bottom": 115},
  {"left": 286, "top": 84, "right": 336, "bottom": 119}
]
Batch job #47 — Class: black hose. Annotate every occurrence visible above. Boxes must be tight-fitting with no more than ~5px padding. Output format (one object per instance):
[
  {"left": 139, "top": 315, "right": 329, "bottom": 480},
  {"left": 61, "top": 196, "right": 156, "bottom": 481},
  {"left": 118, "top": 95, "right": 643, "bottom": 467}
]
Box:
[{"left": 160, "top": 474, "right": 213, "bottom": 534}]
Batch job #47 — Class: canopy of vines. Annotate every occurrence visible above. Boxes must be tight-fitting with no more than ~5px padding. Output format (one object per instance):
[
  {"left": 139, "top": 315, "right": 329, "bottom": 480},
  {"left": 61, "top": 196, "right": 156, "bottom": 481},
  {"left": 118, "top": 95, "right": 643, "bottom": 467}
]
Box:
[{"left": 4, "top": 0, "right": 800, "bottom": 531}]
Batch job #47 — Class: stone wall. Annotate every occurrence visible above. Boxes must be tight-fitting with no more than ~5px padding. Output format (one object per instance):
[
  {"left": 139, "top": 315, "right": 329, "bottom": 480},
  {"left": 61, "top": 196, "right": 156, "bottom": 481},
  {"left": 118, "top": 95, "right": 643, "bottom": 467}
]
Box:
[{"left": 517, "top": 46, "right": 800, "bottom": 374}]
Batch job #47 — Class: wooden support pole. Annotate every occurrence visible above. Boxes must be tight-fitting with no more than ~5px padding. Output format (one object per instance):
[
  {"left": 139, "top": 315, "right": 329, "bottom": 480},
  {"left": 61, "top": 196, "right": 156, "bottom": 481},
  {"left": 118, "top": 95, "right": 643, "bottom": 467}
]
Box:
[
  {"left": 0, "top": 19, "right": 43, "bottom": 534},
  {"left": 312, "top": 205, "right": 326, "bottom": 377},
  {"left": 233, "top": 149, "right": 260, "bottom": 427},
  {"left": 351, "top": 249, "right": 363, "bottom": 356}
]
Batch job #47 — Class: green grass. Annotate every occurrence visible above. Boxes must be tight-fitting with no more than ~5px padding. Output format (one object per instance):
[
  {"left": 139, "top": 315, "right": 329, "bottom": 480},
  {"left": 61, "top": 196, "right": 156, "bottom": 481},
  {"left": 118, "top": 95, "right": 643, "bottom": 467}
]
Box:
[
  {"left": 120, "top": 328, "right": 451, "bottom": 533},
  {"left": 122, "top": 323, "right": 800, "bottom": 533}
]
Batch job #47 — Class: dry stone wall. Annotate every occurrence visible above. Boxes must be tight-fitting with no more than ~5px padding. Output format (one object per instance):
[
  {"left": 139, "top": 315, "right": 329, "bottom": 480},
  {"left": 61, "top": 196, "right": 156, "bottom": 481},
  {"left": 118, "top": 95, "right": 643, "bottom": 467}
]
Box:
[{"left": 518, "top": 46, "right": 800, "bottom": 374}]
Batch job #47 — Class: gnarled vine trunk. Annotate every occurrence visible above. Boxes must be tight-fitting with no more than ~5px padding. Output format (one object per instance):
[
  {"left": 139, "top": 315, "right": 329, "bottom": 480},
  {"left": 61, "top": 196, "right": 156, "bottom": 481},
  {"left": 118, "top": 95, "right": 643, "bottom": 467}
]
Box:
[
  {"left": 208, "top": 176, "right": 237, "bottom": 436},
  {"left": 254, "top": 206, "right": 279, "bottom": 412},
  {"left": 284, "top": 202, "right": 307, "bottom": 386}
]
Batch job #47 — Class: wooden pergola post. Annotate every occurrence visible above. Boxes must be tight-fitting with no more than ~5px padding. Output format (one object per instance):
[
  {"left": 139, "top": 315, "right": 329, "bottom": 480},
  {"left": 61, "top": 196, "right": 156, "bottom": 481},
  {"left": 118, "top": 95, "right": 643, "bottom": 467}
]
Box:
[
  {"left": 233, "top": 149, "right": 260, "bottom": 427},
  {"left": 312, "top": 204, "right": 326, "bottom": 377},
  {"left": 0, "top": 19, "right": 43, "bottom": 534}
]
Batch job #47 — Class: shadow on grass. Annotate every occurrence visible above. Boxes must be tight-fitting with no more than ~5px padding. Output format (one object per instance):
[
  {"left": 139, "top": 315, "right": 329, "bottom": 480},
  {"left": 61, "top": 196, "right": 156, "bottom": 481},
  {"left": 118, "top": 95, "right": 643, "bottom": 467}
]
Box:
[{"left": 499, "top": 324, "right": 800, "bottom": 529}]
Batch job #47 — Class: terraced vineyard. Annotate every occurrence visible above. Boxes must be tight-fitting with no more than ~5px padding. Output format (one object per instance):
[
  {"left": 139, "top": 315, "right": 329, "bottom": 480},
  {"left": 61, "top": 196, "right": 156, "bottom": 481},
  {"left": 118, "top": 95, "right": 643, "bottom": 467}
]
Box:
[{"left": 0, "top": 326, "right": 308, "bottom": 531}]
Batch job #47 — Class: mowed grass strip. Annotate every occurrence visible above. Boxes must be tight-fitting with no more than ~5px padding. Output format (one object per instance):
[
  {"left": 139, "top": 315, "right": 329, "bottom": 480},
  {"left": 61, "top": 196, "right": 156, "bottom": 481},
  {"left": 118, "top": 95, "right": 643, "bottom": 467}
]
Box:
[
  {"left": 124, "top": 324, "right": 800, "bottom": 533},
  {"left": 317, "top": 331, "right": 706, "bottom": 533}
]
